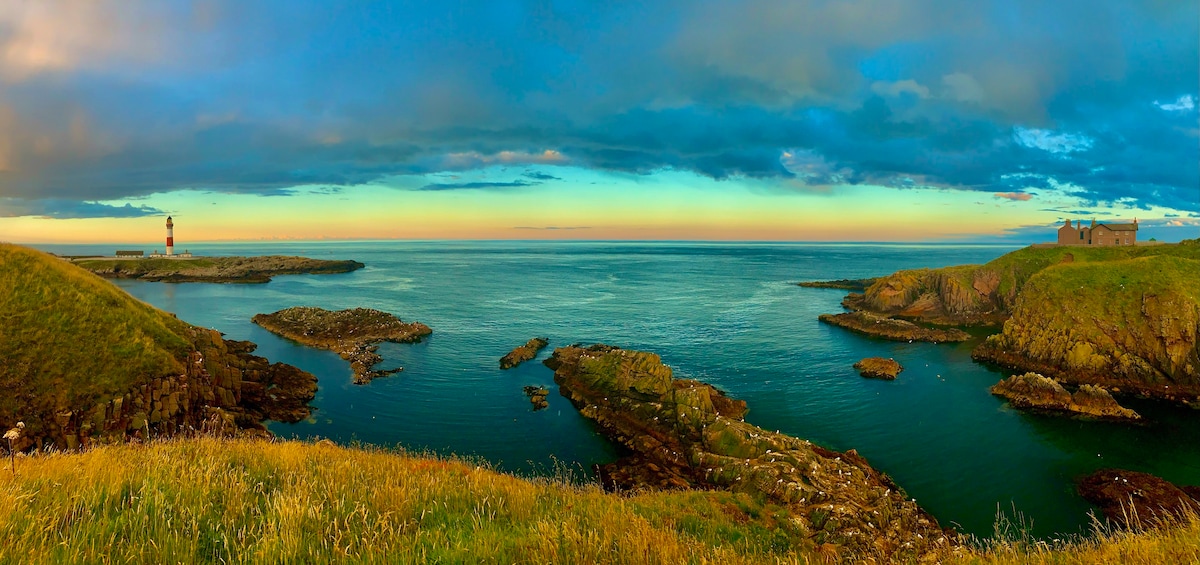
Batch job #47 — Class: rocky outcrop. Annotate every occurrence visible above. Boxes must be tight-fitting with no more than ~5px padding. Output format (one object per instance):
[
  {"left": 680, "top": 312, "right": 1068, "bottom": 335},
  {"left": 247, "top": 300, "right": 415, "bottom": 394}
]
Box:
[
  {"left": 1078, "top": 469, "right": 1200, "bottom": 529},
  {"left": 252, "top": 307, "right": 431, "bottom": 384},
  {"left": 523, "top": 386, "right": 550, "bottom": 410},
  {"left": 853, "top": 357, "right": 902, "bottom": 380},
  {"left": 819, "top": 311, "right": 971, "bottom": 343},
  {"left": 544, "top": 344, "right": 954, "bottom": 561},
  {"left": 856, "top": 266, "right": 1010, "bottom": 326},
  {"left": 990, "top": 373, "right": 1140, "bottom": 420},
  {"left": 797, "top": 278, "right": 878, "bottom": 291},
  {"left": 75, "top": 255, "right": 364, "bottom": 283},
  {"left": 500, "top": 337, "right": 550, "bottom": 369},
  {"left": 7, "top": 327, "right": 317, "bottom": 453},
  {"left": 973, "top": 255, "right": 1200, "bottom": 404}
]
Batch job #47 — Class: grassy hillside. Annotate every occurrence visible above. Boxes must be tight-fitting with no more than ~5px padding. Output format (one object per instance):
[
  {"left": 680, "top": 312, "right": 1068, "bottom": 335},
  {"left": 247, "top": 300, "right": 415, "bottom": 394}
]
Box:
[
  {"left": 2, "top": 438, "right": 1197, "bottom": 565},
  {"left": 974, "top": 254, "right": 1200, "bottom": 398},
  {"left": 0, "top": 244, "right": 191, "bottom": 426},
  {"left": 857, "top": 240, "right": 1200, "bottom": 324}
]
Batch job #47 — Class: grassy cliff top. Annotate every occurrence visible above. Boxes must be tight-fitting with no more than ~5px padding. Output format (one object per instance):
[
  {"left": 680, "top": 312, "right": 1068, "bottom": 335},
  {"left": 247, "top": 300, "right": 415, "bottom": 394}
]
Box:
[
  {"left": 2, "top": 437, "right": 1196, "bottom": 565},
  {"left": 980, "top": 240, "right": 1200, "bottom": 298},
  {"left": 0, "top": 244, "right": 191, "bottom": 423}
]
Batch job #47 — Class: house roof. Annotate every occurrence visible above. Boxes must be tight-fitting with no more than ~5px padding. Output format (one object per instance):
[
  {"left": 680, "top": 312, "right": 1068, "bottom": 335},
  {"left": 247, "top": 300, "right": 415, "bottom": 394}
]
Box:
[{"left": 1096, "top": 223, "right": 1138, "bottom": 231}]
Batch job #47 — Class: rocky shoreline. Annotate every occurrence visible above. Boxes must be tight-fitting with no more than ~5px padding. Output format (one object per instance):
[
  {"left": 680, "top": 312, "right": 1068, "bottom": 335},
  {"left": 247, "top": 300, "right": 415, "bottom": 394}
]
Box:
[
  {"left": 1078, "top": 469, "right": 1200, "bottom": 530},
  {"left": 990, "top": 373, "right": 1140, "bottom": 421},
  {"left": 75, "top": 255, "right": 364, "bottom": 283},
  {"left": 544, "top": 344, "right": 953, "bottom": 560},
  {"left": 8, "top": 327, "right": 317, "bottom": 453},
  {"left": 500, "top": 337, "right": 549, "bottom": 369},
  {"left": 252, "top": 307, "right": 432, "bottom": 384},
  {"left": 819, "top": 311, "right": 971, "bottom": 342},
  {"left": 797, "top": 278, "right": 877, "bottom": 291}
]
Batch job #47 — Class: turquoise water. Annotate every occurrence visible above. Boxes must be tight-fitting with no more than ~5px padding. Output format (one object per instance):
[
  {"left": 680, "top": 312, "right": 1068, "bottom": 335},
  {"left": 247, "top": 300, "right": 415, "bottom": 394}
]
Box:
[{"left": 34, "top": 241, "right": 1200, "bottom": 538}]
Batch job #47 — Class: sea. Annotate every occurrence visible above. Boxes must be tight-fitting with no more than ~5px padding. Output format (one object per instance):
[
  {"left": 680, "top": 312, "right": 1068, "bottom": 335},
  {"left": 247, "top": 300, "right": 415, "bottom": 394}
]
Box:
[{"left": 30, "top": 241, "right": 1200, "bottom": 539}]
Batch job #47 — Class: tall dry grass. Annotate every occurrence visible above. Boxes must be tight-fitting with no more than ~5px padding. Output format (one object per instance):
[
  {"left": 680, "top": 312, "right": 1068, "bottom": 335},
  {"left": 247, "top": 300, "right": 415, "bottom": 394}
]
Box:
[{"left": 3, "top": 438, "right": 1198, "bottom": 564}]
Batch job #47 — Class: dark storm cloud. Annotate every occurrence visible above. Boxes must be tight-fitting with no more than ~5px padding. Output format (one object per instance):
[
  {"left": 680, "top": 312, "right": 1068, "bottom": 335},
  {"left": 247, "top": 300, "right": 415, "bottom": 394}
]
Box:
[
  {"left": 0, "top": 199, "right": 164, "bottom": 219},
  {"left": 0, "top": 0, "right": 1196, "bottom": 216},
  {"left": 415, "top": 180, "right": 535, "bottom": 191}
]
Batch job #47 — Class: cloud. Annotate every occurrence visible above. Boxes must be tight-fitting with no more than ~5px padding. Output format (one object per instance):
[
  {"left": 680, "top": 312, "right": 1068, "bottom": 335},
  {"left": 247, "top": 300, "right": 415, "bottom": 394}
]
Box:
[
  {"left": 994, "top": 192, "right": 1033, "bottom": 201},
  {"left": 0, "top": 0, "right": 1193, "bottom": 217},
  {"left": 523, "top": 171, "right": 561, "bottom": 181},
  {"left": 1156, "top": 94, "right": 1196, "bottom": 112},
  {"left": 0, "top": 198, "right": 164, "bottom": 219},
  {"left": 1012, "top": 128, "right": 1094, "bottom": 154},
  {"left": 414, "top": 180, "right": 535, "bottom": 191}
]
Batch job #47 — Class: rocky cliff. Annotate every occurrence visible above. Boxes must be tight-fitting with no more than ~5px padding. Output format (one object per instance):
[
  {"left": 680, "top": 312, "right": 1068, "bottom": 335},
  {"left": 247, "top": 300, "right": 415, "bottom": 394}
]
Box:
[
  {"left": 1078, "top": 469, "right": 1200, "bottom": 530},
  {"left": 974, "top": 255, "right": 1200, "bottom": 404},
  {"left": 544, "top": 344, "right": 953, "bottom": 560},
  {"left": 0, "top": 244, "right": 317, "bottom": 452}
]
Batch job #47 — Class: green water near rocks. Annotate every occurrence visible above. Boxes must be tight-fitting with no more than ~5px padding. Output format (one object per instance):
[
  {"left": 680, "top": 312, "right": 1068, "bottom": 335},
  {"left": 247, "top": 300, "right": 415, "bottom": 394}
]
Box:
[{"left": 37, "top": 241, "right": 1200, "bottom": 538}]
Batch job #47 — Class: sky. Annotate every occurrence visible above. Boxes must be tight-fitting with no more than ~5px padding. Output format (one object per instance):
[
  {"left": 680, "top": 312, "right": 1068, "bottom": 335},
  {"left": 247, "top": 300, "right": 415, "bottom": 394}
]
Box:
[{"left": 0, "top": 0, "right": 1196, "bottom": 243}]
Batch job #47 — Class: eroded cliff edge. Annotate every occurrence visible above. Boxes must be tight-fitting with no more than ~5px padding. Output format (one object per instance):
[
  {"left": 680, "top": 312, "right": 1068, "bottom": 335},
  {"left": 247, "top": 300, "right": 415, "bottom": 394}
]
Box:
[
  {"left": 973, "top": 254, "right": 1200, "bottom": 403},
  {"left": 0, "top": 244, "right": 317, "bottom": 451},
  {"left": 74, "top": 255, "right": 364, "bottom": 283},
  {"left": 544, "top": 344, "right": 953, "bottom": 560}
]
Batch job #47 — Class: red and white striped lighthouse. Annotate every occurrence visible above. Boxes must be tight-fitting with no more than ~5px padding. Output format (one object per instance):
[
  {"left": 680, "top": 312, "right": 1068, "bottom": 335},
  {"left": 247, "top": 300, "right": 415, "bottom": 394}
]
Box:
[{"left": 165, "top": 216, "right": 175, "bottom": 257}]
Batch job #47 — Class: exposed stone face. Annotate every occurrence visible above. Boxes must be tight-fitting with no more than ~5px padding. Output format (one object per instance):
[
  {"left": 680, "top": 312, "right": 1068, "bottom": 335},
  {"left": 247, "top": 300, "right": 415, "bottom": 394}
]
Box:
[
  {"left": 1078, "top": 469, "right": 1200, "bottom": 530},
  {"left": 77, "top": 255, "right": 364, "bottom": 283},
  {"left": 500, "top": 338, "right": 550, "bottom": 369},
  {"left": 544, "top": 344, "right": 954, "bottom": 561},
  {"left": 990, "top": 373, "right": 1140, "bottom": 420},
  {"left": 973, "top": 256, "right": 1200, "bottom": 404},
  {"left": 8, "top": 326, "right": 316, "bottom": 453},
  {"left": 853, "top": 357, "right": 902, "bottom": 380},
  {"left": 858, "top": 267, "right": 1011, "bottom": 326},
  {"left": 252, "top": 307, "right": 431, "bottom": 384},
  {"left": 819, "top": 311, "right": 971, "bottom": 343}
]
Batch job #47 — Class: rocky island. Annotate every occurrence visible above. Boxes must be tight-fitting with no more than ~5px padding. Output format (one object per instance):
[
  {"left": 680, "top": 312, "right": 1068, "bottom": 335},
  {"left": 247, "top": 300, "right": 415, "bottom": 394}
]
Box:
[
  {"left": 819, "top": 311, "right": 970, "bottom": 342},
  {"left": 854, "top": 357, "right": 902, "bottom": 380},
  {"left": 544, "top": 344, "right": 953, "bottom": 561},
  {"left": 522, "top": 385, "right": 550, "bottom": 410},
  {"left": 252, "top": 307, "right": 432, "bottom": 384},
  {"left": 73, "top": 255, "right": 364, "bottom": 283},
  {"left": 1078, "top": 469, "right": 1200, "bottom": 530},
  {"left": 797, "top": 278, "right": 878, "bottom": 291},
  {"left": 990, "top": 373, "right": 1140, "bottom": 420},
  {"left": 500, "top": 337, "right": 550, "bottom": 369},
  {"left": 0, "top": 244, "right": 317, "bottom": 451}
]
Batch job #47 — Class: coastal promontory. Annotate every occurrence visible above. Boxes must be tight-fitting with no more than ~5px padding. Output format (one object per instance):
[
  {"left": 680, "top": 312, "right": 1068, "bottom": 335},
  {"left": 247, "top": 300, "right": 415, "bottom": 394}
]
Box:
[
  {"left": 252, "top": 307, "right": 432, "bottom": 384},
  {"left": 73, "top": 255, "right": 364, "bottom": 283},
  {"left": 819, "top": 311, "right": 970, "bottom": 342},
  {"left": 500, "top": 337, "right": 550, "bottom": 369},
  {"left": 0, "top": 244, "right": 317, "bottom": 451},
  {"left": 544, "top": 344, "right": 953, "bottom": 561}
]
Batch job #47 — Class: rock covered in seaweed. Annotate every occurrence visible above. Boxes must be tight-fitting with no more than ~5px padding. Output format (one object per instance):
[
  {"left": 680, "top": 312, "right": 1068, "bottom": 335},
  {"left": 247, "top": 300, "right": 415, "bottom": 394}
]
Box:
[
  {"left": 853, "top": 357, "right": 902, "bottom": 380},
  {"left": 252, "top": 307, "right": 431, "bottom": 384},
  {"left": 500, "top": 337, "right": 550, "bottom": 369},
  {"left": 819, "top": 311, "right": 970, "bottom": 343},
  {"left": 543, "top": 344, "right": 954, "bottom": 561},
  {"left": 1078, "top": 469, "right": 1200, "bottom": 530},
  {"left": 990, "top": 373, "right": 1140, "bottom": 420}
]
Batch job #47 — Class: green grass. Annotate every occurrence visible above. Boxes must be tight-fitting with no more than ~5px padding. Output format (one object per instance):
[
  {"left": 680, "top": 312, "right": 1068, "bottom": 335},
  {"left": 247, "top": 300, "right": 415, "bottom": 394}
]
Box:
[
  {"left": 0, "top": 244, "right": 192, "bottom": 432},
  {"left": 2, "top": 438, "right": 1198, "bottom": 564}
]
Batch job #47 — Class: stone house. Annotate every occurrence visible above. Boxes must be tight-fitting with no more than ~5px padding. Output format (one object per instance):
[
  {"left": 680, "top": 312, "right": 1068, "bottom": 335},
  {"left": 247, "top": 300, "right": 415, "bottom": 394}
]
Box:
[{"left": 1056, "top": 219, "right": 1138, "bottom": 246}]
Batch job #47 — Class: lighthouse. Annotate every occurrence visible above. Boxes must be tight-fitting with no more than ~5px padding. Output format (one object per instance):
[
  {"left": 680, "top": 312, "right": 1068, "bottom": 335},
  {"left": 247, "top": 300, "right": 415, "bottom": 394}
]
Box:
[{"left": 165, "top": 216, "right": 174, "bottom": 257}]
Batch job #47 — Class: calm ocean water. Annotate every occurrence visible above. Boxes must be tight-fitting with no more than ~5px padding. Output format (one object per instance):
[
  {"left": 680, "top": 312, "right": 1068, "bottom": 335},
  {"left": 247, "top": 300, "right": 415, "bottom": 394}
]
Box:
[{"left": 33, "top": 241, "right": 1200, "bottom": 538}]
